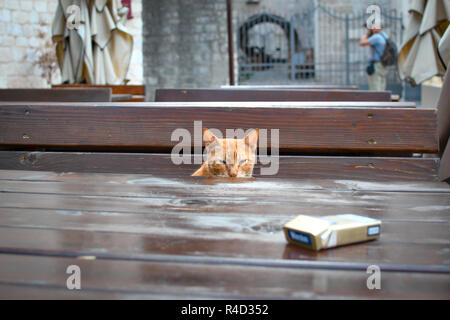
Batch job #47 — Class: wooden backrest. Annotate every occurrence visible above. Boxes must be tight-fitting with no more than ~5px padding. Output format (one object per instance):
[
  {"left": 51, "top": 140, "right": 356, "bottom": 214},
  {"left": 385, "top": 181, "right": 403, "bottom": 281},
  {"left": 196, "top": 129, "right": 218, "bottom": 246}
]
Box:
[
  {"left": 0, "top": 102, "right": 437, "bottom": 155},
  {"left": 53, "top": 84, "right": 145, "bottom": 102},
  {"left": 155, "top": 89, "right": 392, "bottom": 102},
  {"left": 0, "top": 88, "right": 112, "bottom": 102}
]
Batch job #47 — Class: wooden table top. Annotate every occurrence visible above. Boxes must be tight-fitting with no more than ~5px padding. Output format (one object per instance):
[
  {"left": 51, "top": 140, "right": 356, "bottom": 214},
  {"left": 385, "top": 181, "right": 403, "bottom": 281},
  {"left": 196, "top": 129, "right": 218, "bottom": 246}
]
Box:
[{"left": 0, "top": 165, "right": 449, "bottom": 299}]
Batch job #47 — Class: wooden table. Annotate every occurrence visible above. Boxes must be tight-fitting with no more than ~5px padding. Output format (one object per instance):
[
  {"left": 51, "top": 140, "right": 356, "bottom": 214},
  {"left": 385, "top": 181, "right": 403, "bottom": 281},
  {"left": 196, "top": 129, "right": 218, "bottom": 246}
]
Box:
[{"left": 0, "top": 156, "right": 449, "bottom": 299}]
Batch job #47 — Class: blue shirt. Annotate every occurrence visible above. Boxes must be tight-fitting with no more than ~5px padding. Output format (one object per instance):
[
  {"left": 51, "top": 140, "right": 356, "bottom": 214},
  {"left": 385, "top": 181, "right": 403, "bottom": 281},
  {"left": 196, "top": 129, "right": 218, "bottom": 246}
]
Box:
[{"left": 368, "top": 32, "right": 388, "bottom": 62}]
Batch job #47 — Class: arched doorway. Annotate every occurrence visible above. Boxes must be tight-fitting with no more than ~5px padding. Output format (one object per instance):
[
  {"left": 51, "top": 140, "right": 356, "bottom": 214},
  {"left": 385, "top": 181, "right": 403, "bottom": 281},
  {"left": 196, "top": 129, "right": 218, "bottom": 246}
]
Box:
[{"left": 237, "top": 13, "right": 313, "bottom": 83}]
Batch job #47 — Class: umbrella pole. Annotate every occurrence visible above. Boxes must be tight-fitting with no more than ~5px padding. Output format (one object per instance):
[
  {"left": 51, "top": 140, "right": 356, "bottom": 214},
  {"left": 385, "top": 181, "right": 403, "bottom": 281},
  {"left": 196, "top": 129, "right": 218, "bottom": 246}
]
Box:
[{"left": 227, "top": 0, "right": 235, "bottom": 86}]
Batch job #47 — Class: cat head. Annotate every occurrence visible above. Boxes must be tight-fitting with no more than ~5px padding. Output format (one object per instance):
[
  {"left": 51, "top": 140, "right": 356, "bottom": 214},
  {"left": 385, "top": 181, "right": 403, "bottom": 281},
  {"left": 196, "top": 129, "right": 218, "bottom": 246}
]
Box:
[{"left": 203, "top": 128, "right": 259, "bottom": 177}]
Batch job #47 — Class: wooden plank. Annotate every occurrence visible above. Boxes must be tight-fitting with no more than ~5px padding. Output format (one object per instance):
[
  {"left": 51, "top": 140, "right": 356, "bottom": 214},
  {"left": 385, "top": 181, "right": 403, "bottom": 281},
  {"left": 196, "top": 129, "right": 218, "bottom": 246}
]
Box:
[
  {"left": 155, "top": 89, "right": 392, "bottom": 102},
  {"left": 52, "top": 84, "right": 145, "bottom": 102},
  {"left": 0, "top": 254, "right": 449, "bottom": 299},
  {"left": 440, "top": 139, "right": 450, "bottom": 182},
  {"left": 52, "top": 84, "right": 145, "bottom": 96},
  {"left": 0, "top": 88, "right": 112, "bottom": 102},
  {"left": 125, "top": 97, "right": 145, "bottom": 102},
  {"left": 0, "top": 169, "right": 449, "bottom": 196},
  {"left": 111, "top": 94, "right": 133, "bottom": 102},
  {"left": 0, "top": 192, "right": 448, "bottom": 241},
  {"left": 1, "top": 168, "right": 448, "bottom": 192},
  {"left": 0, "top": 214, "right": 448, "bottom": 268},
  {"left": 0, "top": 101, "right": 419, "bottom": 108},
  {"left": 1, "top": 244, "right": 449, "bottom": 276},
  {"left": 0, "top": 283, "right": 122, "bottom": 300},
  {"left": 221, "top": 85, "right": 360, "bottom": 90},
  {"left": 2, "top": 189, "right": 449, "bottom": 220},
  {"left": 0, "top": 178, "right": 449, "bottom": 219},
  {"left": 0, "top": 152, "right": 441, "bottom": 181},
  {"left": 0, "top": 103, "right": 438, "bottom": 153}
]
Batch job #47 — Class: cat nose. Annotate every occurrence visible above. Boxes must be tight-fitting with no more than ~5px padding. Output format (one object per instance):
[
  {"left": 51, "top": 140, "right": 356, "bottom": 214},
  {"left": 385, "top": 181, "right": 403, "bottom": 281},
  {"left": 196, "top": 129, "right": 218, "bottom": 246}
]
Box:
[{"left": 229, "top": 168, "right": 237, "bottom": 177}]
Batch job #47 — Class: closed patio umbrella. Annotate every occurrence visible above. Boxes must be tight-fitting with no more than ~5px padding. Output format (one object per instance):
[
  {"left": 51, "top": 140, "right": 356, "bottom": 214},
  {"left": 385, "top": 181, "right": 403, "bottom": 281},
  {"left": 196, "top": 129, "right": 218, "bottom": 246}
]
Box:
[
  {"left": 438, "top": 24, "right": 450, "bottom": 66},
  {"left": 398, "top": 0, "right": 450, "bottom": 85},
  {"left": 52, "top": 0, "right": 133, "bottom": 85}
]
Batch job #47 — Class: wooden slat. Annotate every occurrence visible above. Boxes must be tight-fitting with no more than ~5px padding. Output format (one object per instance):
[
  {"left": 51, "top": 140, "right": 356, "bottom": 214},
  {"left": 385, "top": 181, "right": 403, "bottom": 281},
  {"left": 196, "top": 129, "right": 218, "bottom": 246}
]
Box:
[
  {"left": 0, "top": 170, "right": 448, "bottom": 219},
  {"left": 0, "top": 88, "right": 112, "bottom": 102},
  {"left": 2, "top": 188, "right": 449, "bottom": 219},
  {"left": 111, "top": 94, "right": 133, "bottom": 102},
  {"left": 221, "top": 85, "right": 360, "bottom": 90},
  {"left": 0, "top": 152, "right": 441, "bottom": 181},
  {"left": 0, "top": 283, "right": 122, "bottom": 300},
  {"left": 155, "top": 88, "right": 392, "bottom": 102},
  {"left": 0, "top": 254, "right": 449, "bottom": 299},
  {"left": 1, "top": 168, "right": 448, "bottom": 192},
  {"left": 52, "top": 84, "right": 145, "bottom": 96},
  {"left": 125, "top": 97, "right": 145, "bottom": 102},
  {"left": 440, "top": 140, "right": 450, "bottom": 182},
  {"left": 0, "top": 103, "right": 438, "bottom": 153},
  {"left": 0, "top": 214, "right": 448, "bottom": 268}
]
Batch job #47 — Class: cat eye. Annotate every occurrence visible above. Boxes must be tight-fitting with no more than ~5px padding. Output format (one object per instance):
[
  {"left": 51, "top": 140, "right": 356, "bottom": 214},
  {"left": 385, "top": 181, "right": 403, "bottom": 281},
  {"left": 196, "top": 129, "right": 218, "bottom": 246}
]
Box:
[
  {"left": 239, "top": 159, "right": 248, "bottom": 165},
  {"left": 215, "top": 160, "right": 226, "bottom": 165}
]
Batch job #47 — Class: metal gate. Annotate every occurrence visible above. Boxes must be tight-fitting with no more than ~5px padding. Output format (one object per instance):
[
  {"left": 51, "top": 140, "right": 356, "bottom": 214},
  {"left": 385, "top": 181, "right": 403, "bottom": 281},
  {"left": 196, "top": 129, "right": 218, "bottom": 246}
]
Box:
[{"left": 237, "top": 5, "right": 404, "bottom": 94}]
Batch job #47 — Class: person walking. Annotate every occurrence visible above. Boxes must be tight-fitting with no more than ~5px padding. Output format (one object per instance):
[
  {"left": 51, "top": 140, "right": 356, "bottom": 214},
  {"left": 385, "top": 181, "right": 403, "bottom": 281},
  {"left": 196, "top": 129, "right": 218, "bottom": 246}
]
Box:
[{"left": 360, "top": 24, "right": 389, "bottom": 91}]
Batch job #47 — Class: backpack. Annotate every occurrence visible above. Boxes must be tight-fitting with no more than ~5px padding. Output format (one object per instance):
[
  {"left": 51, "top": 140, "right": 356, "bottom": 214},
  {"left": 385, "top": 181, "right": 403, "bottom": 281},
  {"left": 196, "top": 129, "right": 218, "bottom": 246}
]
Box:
[{"left": 379, "top": 33, "right": 398, "bottom": 67}]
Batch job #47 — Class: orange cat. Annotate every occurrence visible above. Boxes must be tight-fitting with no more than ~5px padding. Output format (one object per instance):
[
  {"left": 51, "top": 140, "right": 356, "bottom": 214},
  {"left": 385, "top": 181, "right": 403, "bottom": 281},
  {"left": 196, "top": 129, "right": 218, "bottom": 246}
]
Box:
[{"left": 192, "top": 128, "right": 259, "bottom": 177}]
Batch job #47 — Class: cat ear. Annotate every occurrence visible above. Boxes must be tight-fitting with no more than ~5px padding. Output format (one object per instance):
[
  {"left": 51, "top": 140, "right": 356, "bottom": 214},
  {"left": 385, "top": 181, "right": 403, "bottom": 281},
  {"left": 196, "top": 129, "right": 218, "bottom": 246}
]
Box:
[
  {"left": 203, "top": 128, "right": 218, "bottom": 147},
  {"left": 244, "top": 129, "right": 259, "bottom": 151}
]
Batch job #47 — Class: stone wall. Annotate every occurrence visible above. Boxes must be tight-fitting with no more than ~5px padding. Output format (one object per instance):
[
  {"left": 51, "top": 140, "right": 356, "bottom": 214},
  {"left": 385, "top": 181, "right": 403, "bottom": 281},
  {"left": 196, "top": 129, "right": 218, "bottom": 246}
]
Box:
[
  {"left": 0, "top": 0, "right": 58, "bottom": 88},
  {"left": 0, "top": 0, "right": 143, "bottom": 88},
  {"left": 142, "top": 0, "right": 229, "bottom": 100}
]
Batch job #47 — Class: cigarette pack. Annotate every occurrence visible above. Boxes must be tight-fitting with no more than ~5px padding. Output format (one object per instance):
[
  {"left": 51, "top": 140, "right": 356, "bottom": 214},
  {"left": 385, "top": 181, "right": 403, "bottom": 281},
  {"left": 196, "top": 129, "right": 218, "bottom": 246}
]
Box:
[{"left": 283, "top": 214, "right": 381, "bottom": 251}]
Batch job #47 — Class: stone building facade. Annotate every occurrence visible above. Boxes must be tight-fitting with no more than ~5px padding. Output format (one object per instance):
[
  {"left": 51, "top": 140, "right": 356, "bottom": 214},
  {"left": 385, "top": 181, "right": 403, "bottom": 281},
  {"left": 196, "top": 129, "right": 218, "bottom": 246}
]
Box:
[
  {"left": 142, "top": 0, "right": 230, "bottom": 94},
  {"left": 1, "top": 0, "right": 409, "bottom": 99}
]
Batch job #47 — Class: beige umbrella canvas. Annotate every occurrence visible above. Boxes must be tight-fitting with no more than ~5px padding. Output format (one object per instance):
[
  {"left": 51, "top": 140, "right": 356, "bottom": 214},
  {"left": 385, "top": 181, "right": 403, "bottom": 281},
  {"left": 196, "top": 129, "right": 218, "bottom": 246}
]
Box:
[
  {"left": 438, "top": 25, "right": 450, "bottom": 65},
  {"left": 398, "top": 0, "right": 450, "bottom": 85},
  {"left": 52, "top": 0, "right": 133, "bottom": 85}
]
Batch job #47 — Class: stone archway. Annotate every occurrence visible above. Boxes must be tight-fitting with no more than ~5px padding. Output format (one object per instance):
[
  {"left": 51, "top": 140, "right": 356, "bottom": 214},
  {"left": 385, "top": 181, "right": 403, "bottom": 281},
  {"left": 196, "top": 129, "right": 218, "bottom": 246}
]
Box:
[{"left": 238, "top": 13, "right": 301, "bottom": 70}]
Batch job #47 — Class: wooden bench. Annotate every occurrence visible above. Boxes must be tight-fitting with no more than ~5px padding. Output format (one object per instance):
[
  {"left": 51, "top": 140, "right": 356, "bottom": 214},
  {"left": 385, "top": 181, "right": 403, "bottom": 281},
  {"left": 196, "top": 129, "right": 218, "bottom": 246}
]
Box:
[
  {"left": 53, "top": 84, "right": 146, "bottom": 102},
  {"left": 155, "top": 88, "right": 392, "bottom": 102},
  {"left": 0, "top": 88, "right": 112, "bottom": 102},
  {"left": 0, "top": 100, "right": 448, "bottom": 299},
  {"left": 0, "top": 101, "right": 430, "bottom": 154}
]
